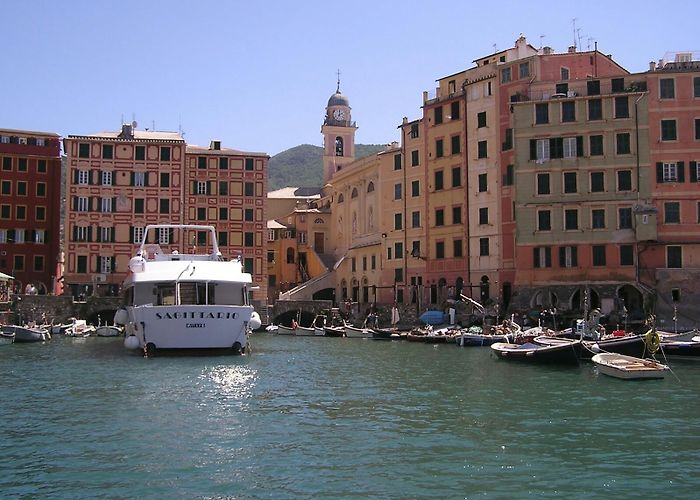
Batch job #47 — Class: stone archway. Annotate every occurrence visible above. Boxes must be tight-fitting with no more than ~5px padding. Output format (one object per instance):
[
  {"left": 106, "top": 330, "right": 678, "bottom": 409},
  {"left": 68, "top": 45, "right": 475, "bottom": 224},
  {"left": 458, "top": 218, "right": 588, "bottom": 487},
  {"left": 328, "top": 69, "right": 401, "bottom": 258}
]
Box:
[{"left": 617, "top": 284, "right": 644, "bottom": 321}]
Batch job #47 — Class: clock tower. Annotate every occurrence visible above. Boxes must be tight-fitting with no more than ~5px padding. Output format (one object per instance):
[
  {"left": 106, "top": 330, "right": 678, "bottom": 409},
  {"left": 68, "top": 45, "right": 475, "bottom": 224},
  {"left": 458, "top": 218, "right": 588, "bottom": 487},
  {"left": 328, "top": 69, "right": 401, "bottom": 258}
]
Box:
[{"left": 321, "top": 74, "right": 357, "bottom": 184}]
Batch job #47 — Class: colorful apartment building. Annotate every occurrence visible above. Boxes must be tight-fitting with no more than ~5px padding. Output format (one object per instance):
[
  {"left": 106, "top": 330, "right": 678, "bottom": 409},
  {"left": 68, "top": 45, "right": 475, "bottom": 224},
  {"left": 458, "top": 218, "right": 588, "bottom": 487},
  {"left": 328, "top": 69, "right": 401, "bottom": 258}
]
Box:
[
  {"left": 643, "top": 54, "right": 700, "bottom": 328},
  {"left": 63, "top": 125, "right": 268, "bottom": 306},
  {"left": 184, "top": 140, "right": 269, "bottom": 304},
  {"left": 0, "top": 128, "right": 62, "bottom": 295}
]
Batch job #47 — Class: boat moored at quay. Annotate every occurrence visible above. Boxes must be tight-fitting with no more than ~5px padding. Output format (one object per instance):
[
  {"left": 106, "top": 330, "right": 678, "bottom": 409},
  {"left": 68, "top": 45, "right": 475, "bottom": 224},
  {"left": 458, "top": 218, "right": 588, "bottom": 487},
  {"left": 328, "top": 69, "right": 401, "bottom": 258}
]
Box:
[{"left": 115, "top": 224, "right": 261, "bottom": 356}]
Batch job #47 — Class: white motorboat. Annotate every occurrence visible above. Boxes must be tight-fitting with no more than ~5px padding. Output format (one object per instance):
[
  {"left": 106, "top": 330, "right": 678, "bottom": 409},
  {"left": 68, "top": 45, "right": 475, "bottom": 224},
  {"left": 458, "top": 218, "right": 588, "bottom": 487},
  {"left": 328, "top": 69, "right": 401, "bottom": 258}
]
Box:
[
  {"left": 1, "top": 325, "right": 50, "bottom": 342},
  {"left": 65, "top": 319, "right": 96, "bottom": 337},
  {"left": 344, "top": 324, "right": 372, "bottom": 338},
  {"left": 592, "top": 353, "right": 670, "bottom": 380},
  {"left": 115, "top": 224, "right": 260, "bottom": 356},
  {"left": 95, "top": 325, "right": 123, "bottom": 337}
]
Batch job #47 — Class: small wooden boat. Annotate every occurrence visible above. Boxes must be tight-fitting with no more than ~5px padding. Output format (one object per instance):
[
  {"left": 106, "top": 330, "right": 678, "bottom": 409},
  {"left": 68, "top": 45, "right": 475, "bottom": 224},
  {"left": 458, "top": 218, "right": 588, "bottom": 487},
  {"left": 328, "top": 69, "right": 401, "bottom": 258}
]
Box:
[
  {"left": 276, "top": 325, "right": 296, "bottom": 335},
  {"left": 491, "top": 339, "right": 582, "bottom": 364},
  {"left": 457, "top": 331, "right": 509, "bottom": 346},
  {"left": 371, "top": 328, "right": 406, "bottom": 341},
  {"left": 659, "top": 338, "right": 700, "bottom": 357},
  {"left": 592, "top": 353, "right": 670, "bottom": 380},
  {"left": 95, "top": 325, "right": 123, "bottom": 337},
  {"left": 1, "top": 325, "right": 50, "bottom": 343},
  {"left": 344, "top": 325, "right": 372, "bottom": 338},
  {"left": 293, "top": 325, "right": 316, "bottom": 336},
  {"left": 323, "top": 325, "right": 345, "bottom": 337}
]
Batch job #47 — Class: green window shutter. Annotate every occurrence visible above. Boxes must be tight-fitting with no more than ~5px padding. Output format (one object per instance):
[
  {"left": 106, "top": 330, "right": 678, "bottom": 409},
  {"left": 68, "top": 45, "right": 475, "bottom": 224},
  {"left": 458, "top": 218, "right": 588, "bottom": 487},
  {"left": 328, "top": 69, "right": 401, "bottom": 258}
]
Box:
[
  {"left": 677, "top": 161, "right": 685, "bottom": 182},
  {"left": 656, "top": 163, "right": 664, "bottom": 183},
  {"left": 690, "top": 161, "right": 697, "bottom": 182}
]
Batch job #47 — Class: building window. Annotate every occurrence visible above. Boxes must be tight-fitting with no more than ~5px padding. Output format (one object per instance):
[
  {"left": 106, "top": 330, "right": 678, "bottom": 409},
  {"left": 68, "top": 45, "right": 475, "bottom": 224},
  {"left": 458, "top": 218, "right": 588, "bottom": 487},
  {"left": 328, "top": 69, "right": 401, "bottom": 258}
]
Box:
[
  {"left": 662, "top": 162, "right": 679, "bottom": 182},
  {"left": 77, "top": 197, "right": 88, "bottom": 212},
  {"left": 36, "top": 206, "right": 46, "bottom": 221},
  {"left": 78, "top": 143, "right": 90, "bottom": 158},
  {"left": 519, "top": 62, "right": 530, "bottom": 79},
  {"left": 535, "top": 103, "right": 549, "bottom": 124},
  {"left": 197, "top": 181, "right": 207, "bottom": 195},
  {"left": 436, "top": 139, "right": 444, "bottom": 158},
  {"left": 197, "top": 207, "right": 206, "bottom": 220},
  {"left": 534, "top": 138, "right": 550, "bottom": 161},
  {"left": 664, "top": 202, "right": 680, "bottom": 223},
  {"left": 1, "top": 180, "right": 10, "bottom": 195},
  {"left": 616, "top": 133, "right": 631, "bottom": 154},
  {"left": 37, "top": 159, "right": 46, "bottom": 173},
  {"left": 245, "top": 158, "right": 254, "bottom": 171},
  {"left": 537, "top": 173, "right": 550, "bottom": 195},
  {"left": 696, "top": 119, "right": 700, "bottom": 141},
  {"left": 451, "top": 135, "right": 461, "bottom": 155},
  {"left": 34, "top": 255, "right": 45, "bottom": 273},
  {"left": 588, "top": 99, "right": 602, "bottom": 120},
  {"left": 394, "top": 183, "right": 402, "bottom": 200},
  {"left": 694, "top": 76, "right": 700, "bottom": 98},
  {"left": 158, "top": 227, "right": 170, "bottom": 245},
  {"left": 661, "top": 120, "right": 677, "bottom": 141},
  {"left": 563, "top": 137, "right": 578, "bottom": 159},
  {"left": 614, "top": 96, "right": 629, "bottom": 118},
  {"left": 534, "top": 247, "right": 552, "bottom": 268},
  {"left": 478, "top": 173, "right": 487, "bottom": 192},
  {"left": 590, "top": 135, "right": 604, "bottom": 156},
  {"left": 394, "top": 213, "right": 402, "bottom": 230},
  {"left": 102, "top": 171, "right": 112, "bottom": 186},
  {"left": 590, "top": 172, "right": 605, "bottom": 192},
  {"left": 2, "top": 157, "right": 11, "bottom": 170},
  {"left": 667, "top": 246, "right": 682, "bottom": 268},
  {"left": 559, "top": 246, "right": 578, "bottom": 268},
  {"left": 133, "top": 226, "right": 144, "bottom": 244},
  {"left": 411, "top": 180, "right": 420, "bottom": 197},
  {"left": 16, "top": 206, "right": 26, "bottom": 220},
  {"left": 587, "top": 80, "right": 601, "bottom": 96},
  {"left": 434, "top": 171, "right": 444, "bottom": 191},
  {"left": 620, "top": 245, "right": 634, "bottom": 266},
  {"left": 219, "top": 157, "right": 229, "bottom": 169},
  {"left": 453, "top": 239, "right": 463, "bottom": 257},
  {"left": 245, "top": 208, "right": 254, "bottom": 221},
  {"left": 504, "top": 165, "right": 514, "bottom": 186},
  {"left": 411, "top": 150, "right": 419, "bottom": 166},
  {"left": 15, "top": 229, "right": 25, "bottom": 243},
  {"left": 434, "top": 106, "right": 443, "bottom": 125},
  {"left": 0, "top": 205, "right": 9, "bottom": 219},
  {"left": 99, "top": 226, "right": 113, "bottom": 243},
  {"left": 159, "top": 199, "right": 170, "bottom": 214},
  {"left": 561, "top": 67, "right": 569, "bottom": 81},
  {"left": 564, "top": 209, "right": 579, "bottom": 230},
  {"left": 561, "top": 101, "right": 576, "bottom": 122},
  {"left": 452, "top": 206, "right": 462, "bottom": 225},
  {"left": 451, "top": 101, "right": 460, "bottom": 120},
  {"left": 563, "top": 172, "right": 577, "bottom": 193},
  {"left": 538, "top": 210, "right": 551, "bottom": 231},
  {"left": 477, "top": 111, "right": 486, "bottom": 128},
  {"left": 134, "top": 172, "right": 145, "bottom": 187},
  {"left": 160, "top": 147, "right": 171, "bottom": 161},
  {"left": 592, "top": 245, "right": 606, "bottom": 266},
  {"left": 410, "top": 123, "right": 419, "bottom": 138},
  {"left": 501, "top": 67, "right": 511, "bottom": 83},
  {"left": 503, "top": 128, "right": 513, "bottom": 151},
  {"left": 135, "top": 146, "right": 145, "bottom": 161},
  {"left": 618, "top": 170, "right": 632, "bottom": 191},
  {"left": 477, "top": 140, "right": 487, "bottom": 159},
  {"left": 592, "top": 208, "right": 606, "bottom": 229},
  {"left": 78, "top": 170, "right": 89, "bottom": 185},
  {"left": 197, "top": 156, "right": 207, "bottom": 169},
  {"left": 479, "top": 238, "right": 490, "bottom": 256},
  {"left": 451, "top": 166, "right": 461, "bottom": 187},
  {"left": 17, "top": 181, "right": 27, "bottom": 196},
  {"left": 219, "top": 181, "right": 228, "bottom": 196},
  {"left": 394, "top": 242, "right": 403, "bottom": 260},
  {"left": 245, "top": 182, "right": 254, "bottom": 196},
  {"left": 134, "top": 198, "right": 144, "bottom": 214},
  {"left": 436, "top": 241, "right": 445, "bottom": 259},
  {"left": 102, "top": 144, "right": 113, "bottom": 159},
  {"left": 411, "top": 211, "right": 421, "bottom": 228},
  {"left": 619, "top": 207, "right": 633, "bottom": 229},
  {"left": 160, "top": 172, "right": 170, "bottom": 188},
  {"left": 100, "top": 197, "right": 112, "bottom": 213},
  {"left": 478, "top": 207, "right": 488, "bottom": 225},
  {"left": 244, "top": 232, "right": 254, "bottom": 247},
  {"left": 435, "top": 208, "right": 444, "bottom": 227},
  {"left": 659, "top": 78, "right": 675, "bottom": 99}
]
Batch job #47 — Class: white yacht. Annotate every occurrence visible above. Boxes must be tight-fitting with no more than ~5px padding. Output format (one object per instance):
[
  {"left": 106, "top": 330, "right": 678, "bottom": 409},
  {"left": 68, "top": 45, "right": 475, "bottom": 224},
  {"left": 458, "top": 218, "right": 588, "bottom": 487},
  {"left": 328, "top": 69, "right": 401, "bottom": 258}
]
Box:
[{"left": 115, "top": 224, "right": 261, "bottom": 356}]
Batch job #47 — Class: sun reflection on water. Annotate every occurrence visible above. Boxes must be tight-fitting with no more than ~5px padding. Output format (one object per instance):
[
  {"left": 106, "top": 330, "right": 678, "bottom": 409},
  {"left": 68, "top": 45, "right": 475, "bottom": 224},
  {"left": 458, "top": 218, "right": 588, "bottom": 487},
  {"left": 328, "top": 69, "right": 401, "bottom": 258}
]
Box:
[{"left": 202, "top": 364, "right": 257, "bottom": 400}]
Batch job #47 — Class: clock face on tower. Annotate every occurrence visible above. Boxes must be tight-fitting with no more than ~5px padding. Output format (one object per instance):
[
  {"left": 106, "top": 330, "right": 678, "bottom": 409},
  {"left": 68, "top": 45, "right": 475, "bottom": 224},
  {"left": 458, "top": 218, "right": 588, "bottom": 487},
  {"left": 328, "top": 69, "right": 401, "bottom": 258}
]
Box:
[{"left": 333, "top": 109, "right": 346, "bottom": 120}]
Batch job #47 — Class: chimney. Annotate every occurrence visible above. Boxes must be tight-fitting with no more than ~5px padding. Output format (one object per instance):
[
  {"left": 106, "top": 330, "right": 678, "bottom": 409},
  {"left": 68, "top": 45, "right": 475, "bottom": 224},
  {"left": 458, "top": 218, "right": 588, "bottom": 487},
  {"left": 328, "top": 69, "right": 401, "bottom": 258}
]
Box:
[
  {"left": 568, "top": 46, "right": 576, "bottom": 53},
  {"left": 649, "top": 61, "right": 656, "bottom": 71},
  {"left": 210, "top": 140, "right": 221, "bottom": 150},
  {"left": 542, "top": 46, "right": 553, "bottom": 55},
  {"left": 119, "top": 123, "right": 134, "bottom": 139}
]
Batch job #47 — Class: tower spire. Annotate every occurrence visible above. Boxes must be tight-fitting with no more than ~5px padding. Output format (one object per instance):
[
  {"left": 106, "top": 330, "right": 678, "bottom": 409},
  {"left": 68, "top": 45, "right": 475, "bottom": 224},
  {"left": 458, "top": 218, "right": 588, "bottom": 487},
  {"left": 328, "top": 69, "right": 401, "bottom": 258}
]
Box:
[{"left": 336, "top": 68, "right": 341, "bottom": 93}]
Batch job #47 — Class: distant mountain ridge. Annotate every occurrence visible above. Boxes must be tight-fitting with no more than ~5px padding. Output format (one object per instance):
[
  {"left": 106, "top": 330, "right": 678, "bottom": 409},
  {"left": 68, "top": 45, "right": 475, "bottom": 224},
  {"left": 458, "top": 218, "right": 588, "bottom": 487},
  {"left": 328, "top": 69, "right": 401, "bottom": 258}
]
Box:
[{"left": 267, "top": 144, "right": 386, "bottom": 191}]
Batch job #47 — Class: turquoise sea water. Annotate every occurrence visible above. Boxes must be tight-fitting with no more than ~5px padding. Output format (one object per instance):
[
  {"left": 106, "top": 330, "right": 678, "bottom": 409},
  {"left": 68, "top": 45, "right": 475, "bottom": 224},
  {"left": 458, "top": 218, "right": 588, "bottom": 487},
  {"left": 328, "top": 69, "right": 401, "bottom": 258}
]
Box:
[{"left": 1, "top": 334, "right": 698, "bottom": 499}]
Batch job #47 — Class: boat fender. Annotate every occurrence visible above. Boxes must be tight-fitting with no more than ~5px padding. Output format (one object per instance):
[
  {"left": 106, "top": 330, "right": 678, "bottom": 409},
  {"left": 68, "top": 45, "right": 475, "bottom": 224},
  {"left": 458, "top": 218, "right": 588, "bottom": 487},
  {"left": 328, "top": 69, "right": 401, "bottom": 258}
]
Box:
[
  {"left": 590, "top": 343, "right": 601, "bottom": 353},
  {"left": 124, "top": 335, "right": 140, "bottom": 350},
  {"left": 645, "top": 330, "right": 660, "bottom": 354},
  {"left": 232, "top": 341, "right": 242, "bottom": 354},
  {"left": 249, "top": 311, "right": 262, "bottom": 330},
  {"left": 114, "top": 308, "right": 129, "bottom": 326}
]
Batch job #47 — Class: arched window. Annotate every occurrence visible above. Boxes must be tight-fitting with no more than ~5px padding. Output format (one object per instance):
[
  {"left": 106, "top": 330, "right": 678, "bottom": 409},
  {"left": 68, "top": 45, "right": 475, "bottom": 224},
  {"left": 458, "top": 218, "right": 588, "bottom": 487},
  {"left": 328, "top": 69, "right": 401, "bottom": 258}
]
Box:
[
  {"left": 335, "top": 136, "right": 344, "bottom": 156},
  {"left": 351, "top": 188, "right": 358, "bottom": 198},
  {"left": 367, "top": 182, "right": 375, "bottom": 193},
  {"left": 286, "top": 248, "right": 295, "bottom": 264},
  {"left": 314, "top": 218, "right": 324, "bottom": 224},
  {"left": 337, "top": 193, "right": 344, "bottom": 203}
]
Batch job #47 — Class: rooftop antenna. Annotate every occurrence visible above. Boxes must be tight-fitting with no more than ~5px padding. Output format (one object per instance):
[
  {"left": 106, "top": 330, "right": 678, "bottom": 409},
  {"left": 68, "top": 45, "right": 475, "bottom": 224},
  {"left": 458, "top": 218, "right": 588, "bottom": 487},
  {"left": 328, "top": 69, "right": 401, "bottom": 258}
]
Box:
[
  {"left": 572, "top": 18, "right": 578, "bottom": 49},
  {"left": 336, "top": 68, "right": 341, "bottom": 92},
  {"left": 577, "top": 28, "right": 582, "bottom": 50},
  {"left": 539, "top": 34, "right": 545, "bottom": 49},
  {"left": 492, "top": 43, "right": 497, "bottom": 54},
  {"left": 587, "top": 37, "right": 595, "bottom": 51}
]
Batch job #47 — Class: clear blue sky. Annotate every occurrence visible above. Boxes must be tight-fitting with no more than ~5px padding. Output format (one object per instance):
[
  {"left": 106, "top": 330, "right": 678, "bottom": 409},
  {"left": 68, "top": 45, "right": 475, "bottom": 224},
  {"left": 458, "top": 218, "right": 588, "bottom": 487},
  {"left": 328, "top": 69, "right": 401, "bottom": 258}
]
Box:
[{"left": 2, "top": 0, "right": 698, "bottom": 156}]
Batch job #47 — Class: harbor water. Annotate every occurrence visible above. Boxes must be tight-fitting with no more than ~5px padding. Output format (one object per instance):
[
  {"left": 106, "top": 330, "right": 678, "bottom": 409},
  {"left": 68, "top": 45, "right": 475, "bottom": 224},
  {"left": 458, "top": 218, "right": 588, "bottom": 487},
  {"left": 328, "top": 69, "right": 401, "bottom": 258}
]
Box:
[{"left": 1, "top": 333, "right": 699, "bottom": 498}]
